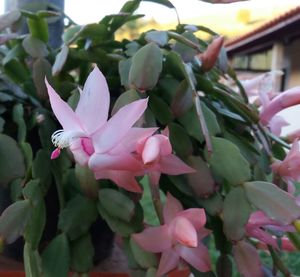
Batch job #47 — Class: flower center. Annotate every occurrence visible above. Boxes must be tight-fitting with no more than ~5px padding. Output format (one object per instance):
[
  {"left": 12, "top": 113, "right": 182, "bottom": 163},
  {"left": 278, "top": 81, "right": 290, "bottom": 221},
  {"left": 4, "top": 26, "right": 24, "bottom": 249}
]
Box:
[{"left": 51, "top": 129, "right": 85, "bottom": 149}]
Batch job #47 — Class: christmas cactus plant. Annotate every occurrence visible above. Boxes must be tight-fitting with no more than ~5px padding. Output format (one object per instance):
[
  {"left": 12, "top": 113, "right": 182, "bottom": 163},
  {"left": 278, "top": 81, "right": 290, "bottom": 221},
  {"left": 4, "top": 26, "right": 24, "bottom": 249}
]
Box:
[{"left": 0, "top": 0, "right": 300, "bottom": 276}]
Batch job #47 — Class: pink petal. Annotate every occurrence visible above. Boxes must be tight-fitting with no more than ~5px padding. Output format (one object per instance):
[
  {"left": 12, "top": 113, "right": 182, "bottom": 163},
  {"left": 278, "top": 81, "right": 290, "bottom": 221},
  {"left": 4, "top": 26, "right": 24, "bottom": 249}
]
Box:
[
  {"left": 157, "top": 248, "right": 180, "bottom": 277},
  {"left": 159, "top": 155, "right": 196, "bottom": 175},
  {"left": 156, "top": 134, "right": 172, "bottom": 156},
  {"left": 122, "top": 127, "right": 157, "bottom": 152},
  {"left": 233, "top": 241, "right": 264, "bottom": 277},
  {"left": 45, "top": 79, "right": 82, "bottom": 132},
  {"left": 171, "top": 216, "right": 198, "bottom": 248},
  {"left": 95, "top": 170, "right": 142, "bottom": 193},
  {"left": 176, "top": 208, "right": 206, "bottom": 230},
  {"left": 142, "top": 136, "right": 160, "bottom": 164},
  {"left": 132, "top": 225, "right": 172, "bottom": 253},
  {"left": 281, "top": 237, "right": 296, "bottom": 252},
  {"left": 88, "top": 152, "right": 142, "bottom": 172},
  {"left": 163, "top": 193, "right": 183, "bottom": 224},
  {"left": 175, "top": 242, "right": 211, "bottom": 272},
  {"left": 247, "top": 211, "right": 278, "bottom": 227},
  {"left": 148, "top": 171, "right": 161, "bottom": 186},
  {"left": 269, "top": 115, "right": 289, "bottom": 136},
  {"left": 260, "top": 86, "right": 300, "bottom": 125},
  {"left": 75, "top": 66, "right": 110, "bottom": 134},
  {"left": 245, "top": 227, "right": 278, "bottom": 249},
  {"left": 161, "top": 127, "right": 169, "bottom": 137},
  {"left": 285, "top": 139, "right": 299, "bottom": 160},
  {"left": 81, "top": 137, "right": 95, "bottom": 155},
  {"left": 92, "top": 99, "right": 148, "bottom": 153}
]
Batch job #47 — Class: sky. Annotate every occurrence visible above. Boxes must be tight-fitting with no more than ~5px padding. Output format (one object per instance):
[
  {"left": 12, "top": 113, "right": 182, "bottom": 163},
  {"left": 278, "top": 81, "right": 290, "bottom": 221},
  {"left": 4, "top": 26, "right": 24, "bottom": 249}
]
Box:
[{"left": 1, "top": 0, "right": 300, "bottom": 25}]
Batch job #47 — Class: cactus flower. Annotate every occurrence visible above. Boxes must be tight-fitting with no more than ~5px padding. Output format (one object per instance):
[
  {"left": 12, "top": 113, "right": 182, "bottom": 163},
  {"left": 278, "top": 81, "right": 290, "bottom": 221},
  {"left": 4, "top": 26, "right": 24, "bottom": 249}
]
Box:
[
  {"left": 46, "top": 66, "right": 148, "bottom": 174},
  {"left": 134, "top": 128, "right": 195, "bottom": 185},
  {"left": 260, "top": 86, "right": 300, "bottom": 126},
  {"left": 133, "top": 193, "right": 211, "bottom": 276},
  {"left": 245, "top": 211, "right": 295, "bottom": 249},
  {"left": 271, "top": 140, "right": 300, "bottom": 183}
]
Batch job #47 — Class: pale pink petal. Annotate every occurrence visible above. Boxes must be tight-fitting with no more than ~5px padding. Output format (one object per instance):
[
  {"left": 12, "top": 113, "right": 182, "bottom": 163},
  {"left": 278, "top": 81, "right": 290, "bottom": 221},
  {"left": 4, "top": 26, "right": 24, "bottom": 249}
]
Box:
[
  {"left": 122, "top": 127, "right": 157, "bottom": 152},
  {"left": 176, "top": 208, "right": 206, "bottom": 230},
  {"left": 159, "top": 155, "right": 196, "bottom": 175},
  {"left": 92, "top": 98, "right": 148, "bottom": 153},
  {"left": 157, "top": 248, "right": 180, "bottom": 277},
  {"left": 171, "top": 216, "right": 198, "bottom": 247},
  {"left": 142, "top": 136, "right": 160, "bottom": 164},
  {"left": 45, "top": 79, "right": 82, "bottom": 131},
  {"left": 75, "top": 67, "right": 110, "bottom": 134},
  {"left": 260, "top": 86, "right": 300, "bottom": 125},
  {"left": 95, "top": 170, "right": 142, "bottom": 193},
  {"left": 163, "top": 193, "right": 183, "bottom": 224},
  {"left": 132, "top": 225, "right": 172, "bottom": 253},
  {"left": 88, "top": 152, "right": 142, "bottom": 171},
  {"left": 69, "top": 138, "right": 90, "bottom": 166},
  {"left": 233, "top": 241, "right": 264, "bottom": 277},
  {"left": 269, "top": 115, "right": 289, "bottom": 136},
  {"left": 175, "top": 242, "right": 211, "bottom": 272}
]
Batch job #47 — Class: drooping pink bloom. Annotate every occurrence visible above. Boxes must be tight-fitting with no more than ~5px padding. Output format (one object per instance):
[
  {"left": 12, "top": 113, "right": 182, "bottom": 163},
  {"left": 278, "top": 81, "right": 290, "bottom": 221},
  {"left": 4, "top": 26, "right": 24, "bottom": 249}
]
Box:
[
  {"left": 240, "top": 71, "right": 288, "bottom": 135},
  {"left": 134, "top": 128, "right": 195, "bottom": 185},
  {"left": 46, "top": 66, "right": 148, "bottom": 173},
  {"left": 241, "top": 71, "right": 282, "bottom": 99},
  {"left": 132, "top": 193, "right": 211, "bottom": 276},
  {"left": 268, "top": 115, "right": 289, "bottom": 136},
  {"left": 271, "top": 140, "right": 300, "bottom": 183},
  {"left": 198, "top": 36, "right": 224, "bottom": 71},
  {"left": 245, "top": 211, "right": 295, "bottom": 249},
  {"left": 260, "top": 86, "right": 300, "bottom": 126}
]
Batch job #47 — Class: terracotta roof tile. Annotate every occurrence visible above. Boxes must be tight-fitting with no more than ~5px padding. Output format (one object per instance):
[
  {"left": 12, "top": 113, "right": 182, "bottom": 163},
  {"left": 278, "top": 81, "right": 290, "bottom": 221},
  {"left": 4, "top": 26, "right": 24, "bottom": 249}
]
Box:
[{"left": 225, "top": 5, "right": 300, "bottom": 47}]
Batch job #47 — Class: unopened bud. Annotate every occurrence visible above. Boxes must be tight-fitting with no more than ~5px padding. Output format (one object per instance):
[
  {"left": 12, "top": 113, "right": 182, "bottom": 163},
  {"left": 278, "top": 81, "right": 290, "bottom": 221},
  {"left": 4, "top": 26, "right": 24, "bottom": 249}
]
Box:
[{"left": 198, "top": 36, "right": 224, "bottom": 71}]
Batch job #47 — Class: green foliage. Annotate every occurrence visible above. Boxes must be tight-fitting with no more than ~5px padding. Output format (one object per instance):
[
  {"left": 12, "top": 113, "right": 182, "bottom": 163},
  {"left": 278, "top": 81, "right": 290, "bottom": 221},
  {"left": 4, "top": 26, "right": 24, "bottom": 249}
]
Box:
[{"left": 0, "top": 1, "right": 299, "bottom": 276}]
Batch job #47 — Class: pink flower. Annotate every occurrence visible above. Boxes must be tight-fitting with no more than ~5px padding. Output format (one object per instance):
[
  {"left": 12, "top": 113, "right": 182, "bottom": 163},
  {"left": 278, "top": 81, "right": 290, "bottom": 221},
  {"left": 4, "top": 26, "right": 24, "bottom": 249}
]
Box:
[
  {"left": 132, "top": 193, "right": 211, "bottom": 276},
  {"left": 271, "top": 140, "right": 300, "bottom": 183},
  {"left": 92, "top": 127, "right": 157, "bottom": 193},
  {"left": 245, "top": 211, "right": 295, "bottom": 249},
  {"left": 134, "top": 128, "right": 195, "bottom": 185},
  {"left": 46, "top": 66, "right": 148, "bottom": 172},
  {"left": 240, "top": 71, "right": 288, "bottom": 135},
  {"left": 260, "top": 86, "right": 300, "bottom": 126},
  {"left": 241, "top": 71, "right": 282, "bottom": 99}
]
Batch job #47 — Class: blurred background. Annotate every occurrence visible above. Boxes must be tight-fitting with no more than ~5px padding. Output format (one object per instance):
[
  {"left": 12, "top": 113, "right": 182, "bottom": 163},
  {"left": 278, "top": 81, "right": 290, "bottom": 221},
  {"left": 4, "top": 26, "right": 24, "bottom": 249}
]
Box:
[{"left": 1, "top": 0, "right": 300, "bottom": 134}]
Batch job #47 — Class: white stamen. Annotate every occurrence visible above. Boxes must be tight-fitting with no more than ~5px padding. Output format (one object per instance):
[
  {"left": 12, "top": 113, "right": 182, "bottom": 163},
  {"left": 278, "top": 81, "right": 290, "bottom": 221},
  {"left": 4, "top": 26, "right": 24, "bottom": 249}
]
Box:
[{"left": 51, "top": 129, "right": 84, "bottom": 149}]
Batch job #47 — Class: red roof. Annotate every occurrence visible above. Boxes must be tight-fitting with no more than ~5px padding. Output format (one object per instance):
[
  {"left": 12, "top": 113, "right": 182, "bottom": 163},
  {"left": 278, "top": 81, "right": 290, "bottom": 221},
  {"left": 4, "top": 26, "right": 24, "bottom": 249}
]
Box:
[{"left": 226, "top": 6, "right": 300, "bottom": 52}]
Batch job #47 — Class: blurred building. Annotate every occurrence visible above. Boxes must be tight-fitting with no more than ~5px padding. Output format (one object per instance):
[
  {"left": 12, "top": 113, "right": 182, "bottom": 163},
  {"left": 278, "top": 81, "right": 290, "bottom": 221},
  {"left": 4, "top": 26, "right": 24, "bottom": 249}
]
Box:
[{"left": 226, "top": 6, "right": 300, "bottom": 91}]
